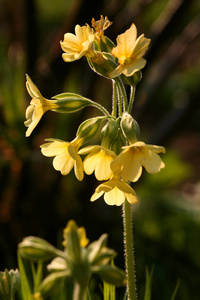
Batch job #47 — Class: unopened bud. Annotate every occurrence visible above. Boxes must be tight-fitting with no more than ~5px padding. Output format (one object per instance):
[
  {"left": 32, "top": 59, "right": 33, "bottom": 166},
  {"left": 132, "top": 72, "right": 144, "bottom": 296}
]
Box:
[
  {"left": 0, "top": 269, "right": 20, "bottom": 300},
  {"left": 76, "top": 117, "right": 105, "bottom": 144},
  {"left": 120, "top": 112, "right": 140, "bottom": 143},
  {"left": 18, "top": 236, "right": 60, "bottom": 262},
  {"left": 52, "top": 93, "right": 94, "bottom": 113}
]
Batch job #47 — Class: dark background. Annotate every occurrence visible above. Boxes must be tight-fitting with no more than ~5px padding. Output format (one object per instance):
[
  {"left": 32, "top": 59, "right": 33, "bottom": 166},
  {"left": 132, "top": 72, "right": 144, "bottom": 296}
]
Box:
[{"left": 0, "top": 0, "right": 200, "bottom": 299}]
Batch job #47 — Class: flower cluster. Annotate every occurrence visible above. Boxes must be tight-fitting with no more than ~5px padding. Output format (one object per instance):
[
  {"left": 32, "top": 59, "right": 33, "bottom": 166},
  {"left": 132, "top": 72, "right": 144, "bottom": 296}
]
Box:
[
  {"left": 19, "top": 220, "right": 125, "bottom": 299},
  {"left": 25, "top": 16, "right": 165, "bottom": 206}
]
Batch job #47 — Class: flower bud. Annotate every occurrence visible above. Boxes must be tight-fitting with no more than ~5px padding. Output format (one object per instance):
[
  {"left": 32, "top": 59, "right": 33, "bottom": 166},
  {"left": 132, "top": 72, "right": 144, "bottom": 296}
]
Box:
[
  {"left": 87, "top": 52, "right": 117, "bottom": 79},
  {"left": 91, "top": 265, "right": 126, "bottom": 286},
  {"left": 101, "top": 119, "right": 119, "bottom": 148},
  {"left": 63, "top": 220, "right": 89, "bottom": 262},
  {"left": 18, "top": 236, "right": 60, "bottom": 262},
  {"left": 76, "top": 116, "right": 105, "bottom": 144},
  {"left": 36, "top": 271, "right": 70, "bottom": 299},
  {"left": 120, "top": 70, "right": 142, "bottom": 87},
  {"left": 52, "top": 93, "right": 94, "bottom": 113},
  {"left": 120, "top": 112, "right": 140, "bottom": 144},
  {"left": 0, "top": 269, "right": 20, "bottom": 300}
]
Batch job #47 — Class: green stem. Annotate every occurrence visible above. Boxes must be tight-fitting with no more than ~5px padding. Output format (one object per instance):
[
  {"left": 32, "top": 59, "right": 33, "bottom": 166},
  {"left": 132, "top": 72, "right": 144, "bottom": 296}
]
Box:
[
  {"left": 112, "top": 80, "right": 117, "bottom": 117},
  {"left": 73, "top": 281, "right": 87, "bottom": 300},
  {"left": 115, "top": 78, "right": 128, "bottom": 113},
  {"left": 128, "top": 86, "right": 136, "bottom": 114},
  {"left": 91, "top": 101, "right": 111, "bottom": 117},
  {"left": 123, "top": 199, "right": 137, "bottom": 300}
]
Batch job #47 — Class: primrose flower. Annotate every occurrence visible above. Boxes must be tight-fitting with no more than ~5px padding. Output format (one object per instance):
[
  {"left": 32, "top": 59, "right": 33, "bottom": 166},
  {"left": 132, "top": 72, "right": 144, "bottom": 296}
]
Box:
[
  {"left": 40, "top": 137, "right": 84, "bottom": 181},
  {"left": 111, "top": 141, "right": 165, "bottom": 182},
  {"left": 92, "top": 15, "right": 112, "bottom": 43},
  {"left": 60, "top": 24, "right": 95, "bottom": 62},
  {"left": 108, "top": 23, "right": 150, "bottom": 78},
  {"left": 24, "top": 75, "right": 58, "bottom": 137},
  {"left": 79, "top": 145, "right": 116, "bottom": 181},
  {"left": 91, "top": 172, "right": 138, "bottom": 206}
]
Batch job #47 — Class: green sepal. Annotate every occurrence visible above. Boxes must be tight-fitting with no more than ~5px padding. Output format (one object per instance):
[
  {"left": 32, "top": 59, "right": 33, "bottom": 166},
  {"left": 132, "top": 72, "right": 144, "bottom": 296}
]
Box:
[
  {"left": 120, "top": 112, "right": 140, "bottom": 144},
  {"left": 120, "top": 70, "right": 142, "bottom": 87},
  {"left": 110, "top": 118, "right": 126, "bottom": 155},
  {"left": 18, "top": 236, "right": 60, "bottom": 262},
  {"left": 76, "top": 116, "right": 105, "bottom": 144},
  {"left": 91, "top": 265, "right": 126, "bottom": 287},
  {"left": 37, "top": 271, "right": 71, "bottom": 299},
  {"left": 87, "top": 52, "right": 117, "bottom": 79},
  {"left": 99, "top": 36, "right": 116, "bottom": 53},
  {"left": 52, "top": 93, "right": 94, "bottom": 113},
  {"left": 101, "top": 118, "right": 119, "bottom": 148}
]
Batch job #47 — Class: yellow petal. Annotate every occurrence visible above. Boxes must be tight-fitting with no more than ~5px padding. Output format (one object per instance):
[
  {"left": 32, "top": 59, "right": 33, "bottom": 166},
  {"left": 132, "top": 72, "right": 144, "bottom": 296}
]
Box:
[
  {"left": 121, "top": 58, "right": 146, "bottom": 77},
  {"left": 26, "top": 74, "right": 43, "bottom": 99},
  {"left": 91, "top": 190, "right": 104, "bottom": 202},
  {"left": 94, "top": 151, "right": 114, "bottom": 180},
  {"left": 132, "top": 34, "right": 150, "bottom": 59},
  {"left": 53, "top": 152, "right": 74, "bottom": 175},
  {"left": 41, "top": 139, "right": 69, "bottom": 157},
  {"left": 112, "top": 24, "right": 137, "bottom": 62},
  {"left": 104, "top": 187, "right": 125, "bottom": 206},
  {"left": 140, "top": 150, "right": 165, "bottom": 174},
  {"left": 83, "top": 151, "right": 99, "bottom": 175}
]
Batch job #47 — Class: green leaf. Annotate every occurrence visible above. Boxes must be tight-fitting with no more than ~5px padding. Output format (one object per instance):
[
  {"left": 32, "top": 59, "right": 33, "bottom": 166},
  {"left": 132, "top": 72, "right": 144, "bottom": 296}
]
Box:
[
  {"left": 31, "top": 262, "right": 43, "bottom": 292},
  {"left": 103, "top": 280, "right": 115, "bottom": 300},
  {"left": 144, "top": 266, "right": 154, "bottom": 300},
  {"left": 170, "top": 280, "right": 180, "bottom": 300},
  {"left": 17, "top": 252, "right": 32, "bottom": 300}
]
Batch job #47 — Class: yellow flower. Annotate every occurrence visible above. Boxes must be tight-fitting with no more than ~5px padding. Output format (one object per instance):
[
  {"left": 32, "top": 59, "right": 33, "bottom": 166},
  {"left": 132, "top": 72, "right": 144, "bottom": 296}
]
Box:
[
  {"left": 40, "top": 138, "right": 84, "bottom": 181},
  {"left": 24, "top": 75, "right": 58, "bottom": 137},
  {"left": 91, "top": 172, "right": 138, "bottom": 206},
  {"left": 60, "top": 24, "right": 95, "bottom": 62},
  {"left": 108, "top": 23, "right": 150, "bottom": 78},
  {"left": 79, "top": 145, "right": 116, "bottom": 180},
  {"left": 111, "top": 141, "right": 165, "bottom": 182},
  {"left": 91, "top": 15, "right": 112, "bottom": 42}
]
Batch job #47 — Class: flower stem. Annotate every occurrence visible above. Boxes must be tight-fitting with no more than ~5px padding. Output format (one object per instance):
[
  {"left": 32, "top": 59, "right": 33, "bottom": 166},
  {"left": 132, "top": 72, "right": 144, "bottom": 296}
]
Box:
[
  {"left": 73, "top": 281, "right": 87, "bottom": 300},
  {"left": 128, "top": 86, "right": 136, "bottom": 114},
  {"left": 123, "top": 199, "right": 137, "bottom": 300},
  {"left": 112, "top": 80, "right": 117, "bottom": 117}
]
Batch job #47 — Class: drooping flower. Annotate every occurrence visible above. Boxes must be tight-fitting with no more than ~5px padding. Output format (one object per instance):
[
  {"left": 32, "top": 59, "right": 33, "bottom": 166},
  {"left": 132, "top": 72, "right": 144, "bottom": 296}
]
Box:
[
  {"left": 108, "top": 23, "right": 150, "bottom": 78},
  {"left": 91, "top": 172, "right": 138, "bottom": 206},
  {"left": 111, "top": 141, "right": 165, "bottom": 182},
  {"left": 60, "top": 24, "right": 95, "bottom": 62},
  {"left": 79, "top": 145, "right": 116, "bottom": 181},
  {"left": 40, "top": 137, "right": 84, "bottom": 181},
  {"left": 24, "top": 75, "right": 58, "bottom": 137}
]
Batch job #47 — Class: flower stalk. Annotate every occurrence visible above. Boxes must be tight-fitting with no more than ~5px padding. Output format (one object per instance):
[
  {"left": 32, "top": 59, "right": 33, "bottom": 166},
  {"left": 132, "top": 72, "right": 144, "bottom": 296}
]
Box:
[
  {"left": 23, "top": 16, "right": 166, "bottom": 300},
  {"left": 123, "top": 200, "right": 137, "bottom": 300}
]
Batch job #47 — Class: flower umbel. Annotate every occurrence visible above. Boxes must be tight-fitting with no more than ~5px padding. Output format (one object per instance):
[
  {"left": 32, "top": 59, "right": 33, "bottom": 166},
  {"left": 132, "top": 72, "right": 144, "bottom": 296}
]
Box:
[
  {"left": 24, "top": 75, "right": 58, "bottom": 137},
  {"left": 60, "top": 24, "right": 95, "bottom": 62},
  {"left": 91, "top": 172, "right": 138, "bottom": 206},
  {"left": 40, "top": 137, "right": 84, "bottom": 181},
  {"left": 108, "top": 23, "right": 150, "bottom": 78},
  {"left": 79, "top": 145, "right": 116, "bottom": 181},
  {"left": 111, "top": 141, "right": 166, "bottom": 182}
]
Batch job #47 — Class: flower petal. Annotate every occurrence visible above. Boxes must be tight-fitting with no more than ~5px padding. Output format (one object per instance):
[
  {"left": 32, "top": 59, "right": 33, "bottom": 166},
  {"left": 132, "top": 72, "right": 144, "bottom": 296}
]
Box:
[
  {"left": 140, "top": 150, "right": 165, "bottom": 174},
  {"left": 53, "top": 152, "right": 74, "bottom": 175},
  {"left": 121, "top": 58, "right": 146, "bottom": 77},
  {"left": 41, "top": 140, "right": 69, "bottom": 157},
  {"left": 104, "top": 187, "right": 125, "bottom": 206},
  {"left": 91, "top": 190, "right": 104, "bottom": 202}
]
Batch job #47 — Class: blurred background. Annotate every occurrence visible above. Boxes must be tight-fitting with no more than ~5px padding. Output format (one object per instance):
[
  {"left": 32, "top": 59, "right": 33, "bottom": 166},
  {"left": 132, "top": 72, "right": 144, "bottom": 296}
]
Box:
[{"left": 0, "top": 0, "right": 200, "bottom": 299}]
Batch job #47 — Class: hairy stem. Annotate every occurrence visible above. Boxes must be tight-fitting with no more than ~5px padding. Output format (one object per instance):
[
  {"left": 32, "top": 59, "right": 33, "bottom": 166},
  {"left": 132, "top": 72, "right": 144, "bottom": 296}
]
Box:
[{"left": 123, "top": 200, "right": 137, "bottom": 300}]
